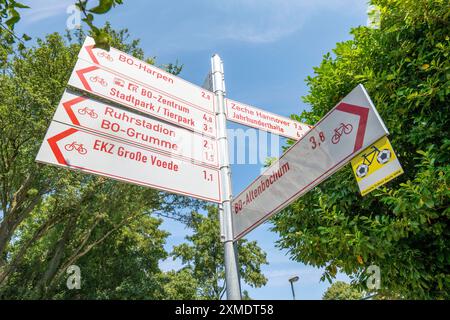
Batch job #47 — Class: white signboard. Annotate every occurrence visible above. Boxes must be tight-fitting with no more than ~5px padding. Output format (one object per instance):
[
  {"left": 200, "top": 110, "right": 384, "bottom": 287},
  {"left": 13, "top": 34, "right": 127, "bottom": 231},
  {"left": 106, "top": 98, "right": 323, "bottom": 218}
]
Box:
[
  {"left": 36, "top": 121, "right": 221, "bottom": 203},
  {"left": 226, "top": 99, "right": 311, "bottom": 140},
  {"left": 53, "top": 91, "right": 218, "bottom": 168},
  {"left": 232, "top": 85, "right": 389, "bottom": 240},
  {"left": 68, "top": 59, "right": 217, "bottom": 138},
  {"left": 79, "top": 36, "right": 215, "bottom": 113}
]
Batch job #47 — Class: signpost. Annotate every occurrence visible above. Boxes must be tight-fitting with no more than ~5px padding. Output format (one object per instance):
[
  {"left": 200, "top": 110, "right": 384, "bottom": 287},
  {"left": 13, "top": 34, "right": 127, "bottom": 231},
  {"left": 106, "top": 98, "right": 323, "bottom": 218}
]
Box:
[
  {"left": 36, "top": 35, "right": 399, "bottom": 301},
  {"left": 53, "top": 91, "right": 218, "bottom": 168},
  {"left": 226, "top": 99, "right": 311, "bottom": 140},
  {"left": 68, "top": 59, "right": 218, "bottom": 138},
  {"left": 211, "top": 55, "right": 242, "bottom": 300},
  {"left": 231, "top": 85, "right": 389, "bottom": 240},
  {"left": 36, "top": 121, "right": 221, "bottom": 203}
]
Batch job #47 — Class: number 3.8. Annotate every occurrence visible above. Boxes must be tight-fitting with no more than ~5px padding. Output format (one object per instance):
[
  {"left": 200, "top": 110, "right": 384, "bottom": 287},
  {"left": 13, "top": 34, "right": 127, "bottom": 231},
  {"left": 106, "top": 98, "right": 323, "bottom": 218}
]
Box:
[{"left": 310, "top": 131, "right": 325, "bottom": 149}]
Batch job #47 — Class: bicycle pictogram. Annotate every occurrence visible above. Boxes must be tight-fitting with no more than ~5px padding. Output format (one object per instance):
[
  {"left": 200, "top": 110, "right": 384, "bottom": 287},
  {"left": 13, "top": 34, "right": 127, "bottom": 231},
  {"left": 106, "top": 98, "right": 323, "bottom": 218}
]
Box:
[
  {"left": 77, "top": 107, "right": 98, "bottom": 119},
  {"left": 64, "top": 142, "right": 88, "bottom": 155},
  {"left": 355, "top": 146, "right": 391, "bottom": 178},
  {"left": 89, "top": 76, "right": 107, "bottom": 87},
  {"left": 331, "top": 122, "right": 353, "bottom": 144},
  {"left": 96, "top": 51, "right": 113, "bottom": 62}
]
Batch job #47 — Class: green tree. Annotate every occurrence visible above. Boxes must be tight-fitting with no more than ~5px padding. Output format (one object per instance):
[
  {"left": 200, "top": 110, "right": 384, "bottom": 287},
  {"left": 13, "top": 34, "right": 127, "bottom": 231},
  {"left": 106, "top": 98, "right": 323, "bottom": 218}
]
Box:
[
  {"left": 322, "top": 281, "right": 363, "bottom": 300},
  {"left": 0, "top": 178, "right": 170, "bottom": 299},
  {"left": 0, "top": 32, "right": 79, "bottom": 272},
  {"left": 169, "top": 206, "right": 268, "bottom": 299},
  {"left": 273, "top": 0, "right": 449, "bottom": 299},
  {"left": 159, "top": 269, "right": 199, "bottom": 300},
  {"left": 0, "top": 25, "right": 188, "bottom": 299}
]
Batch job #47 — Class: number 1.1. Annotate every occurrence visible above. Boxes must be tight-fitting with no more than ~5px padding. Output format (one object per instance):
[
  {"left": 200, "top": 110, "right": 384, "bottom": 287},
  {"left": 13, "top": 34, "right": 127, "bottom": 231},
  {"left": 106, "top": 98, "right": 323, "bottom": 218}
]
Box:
[{"left": 203, "top": 170, "right": 214, "bottom": 182}]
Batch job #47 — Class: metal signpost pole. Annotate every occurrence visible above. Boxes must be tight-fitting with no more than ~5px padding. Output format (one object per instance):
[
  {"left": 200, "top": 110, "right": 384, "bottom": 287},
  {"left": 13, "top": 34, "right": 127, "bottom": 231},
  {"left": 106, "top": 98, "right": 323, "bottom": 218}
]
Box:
[
  {"left": 290, "top": 282, "right": 296, "bottom": 300},
  {"left": 211, "top": 54, "right": 242, "bottom": 300}
]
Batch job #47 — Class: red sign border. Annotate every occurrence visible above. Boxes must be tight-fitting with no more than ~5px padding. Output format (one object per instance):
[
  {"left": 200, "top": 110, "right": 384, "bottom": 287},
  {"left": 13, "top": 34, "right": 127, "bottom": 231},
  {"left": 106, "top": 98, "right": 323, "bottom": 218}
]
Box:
[
  {"left": 43, "top": 123, "right": 222, "bottom": 204},
  {"left": 59, "top": 93, "right": 220, "bottom": 169},
  {"left": 70, "top": 59, "right": 218, "bottom": 139}
]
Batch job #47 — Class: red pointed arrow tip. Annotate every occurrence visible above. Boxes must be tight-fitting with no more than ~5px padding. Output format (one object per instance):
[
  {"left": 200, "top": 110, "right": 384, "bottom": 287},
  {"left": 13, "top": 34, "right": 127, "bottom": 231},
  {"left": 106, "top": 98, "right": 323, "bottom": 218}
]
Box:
[
  {"left": 47, "top": 128, "right": 78, "bottom": 165},
  {"left": 85, "top": 45, "right": 99, "bottom": 65},
  {"left": 62, "top": 96, "right": 86, "bottom": 126},
  {"left": 75, "top": 66, "right": 99, "bottom": 92},
  {"left": 336, "top": 102, "right": 369, "bottom": 153}
]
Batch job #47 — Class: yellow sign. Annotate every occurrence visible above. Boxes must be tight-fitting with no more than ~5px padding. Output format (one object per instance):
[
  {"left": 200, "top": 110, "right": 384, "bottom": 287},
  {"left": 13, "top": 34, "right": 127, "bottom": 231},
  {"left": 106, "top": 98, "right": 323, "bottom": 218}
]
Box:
[{"left": 351, "top": 136, "right": 403, "bottom": 196}]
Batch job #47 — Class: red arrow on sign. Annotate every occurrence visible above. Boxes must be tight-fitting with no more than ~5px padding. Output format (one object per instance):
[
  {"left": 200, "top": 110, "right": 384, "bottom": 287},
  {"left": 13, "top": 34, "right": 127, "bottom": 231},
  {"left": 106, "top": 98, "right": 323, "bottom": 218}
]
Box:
[
  {"left": 335, "top": 102, "right": 369, "bottom": 153},
  {"left": 84, "top": 45, "right": 99, "bottom": 65},
  {"left": 75, "top": 66, "right": 99, "bottom": 92},
  {"left": 62, "top": 96, "right": 86, "bottom": 126},
  {"left": 47, "top": 128, "right": 78, "bottom": 165}
]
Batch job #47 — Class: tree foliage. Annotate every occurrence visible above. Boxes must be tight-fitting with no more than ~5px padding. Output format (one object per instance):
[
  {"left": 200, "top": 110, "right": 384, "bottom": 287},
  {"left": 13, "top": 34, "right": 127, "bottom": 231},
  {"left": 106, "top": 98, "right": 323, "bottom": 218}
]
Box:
[
  {"left": 0, "top": 0, "right": 30, "bottom": 44},
  {"left": 0, "top": 24, "right": 210, "bottom": 299},
  {"left": 170, "top": 206, "right": 268, "bottom": 299},
  {"left": 274, "top": 0, "right": 449, "bottom": 299},
  {"left": 75, "top": 0, "right": 124, "bottom": 50},
  {"left": 322, "top": 281, "right": 363, "bottom": 300}
]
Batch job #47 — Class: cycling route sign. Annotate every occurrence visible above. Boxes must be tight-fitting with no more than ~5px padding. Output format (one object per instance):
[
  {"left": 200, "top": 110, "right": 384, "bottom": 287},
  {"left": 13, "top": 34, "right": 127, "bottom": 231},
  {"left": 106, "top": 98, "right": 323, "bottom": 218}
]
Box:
[
  {"left": 351, "top": 136, "right": 403, "bottom": 196},
  {"left": 225, "top": 99, "right": 311, "bottom": 140},
  {"left": 231, "top": 84, "right": 389, "bottom": 240},
  {"left": 68, "top": 59, "right": 217, "bottom": 138},
  {"left": 36, "top": 121, "right": 221, "bottom": 203},
  {"left": 52, "top": 91, "right": 218, "bottom": 168},
  {"left": 36, "top": 37, "right": 222, "bottom": 203},
  {"left": 78, "top": 36, "right": 215, "bottom": 114}
]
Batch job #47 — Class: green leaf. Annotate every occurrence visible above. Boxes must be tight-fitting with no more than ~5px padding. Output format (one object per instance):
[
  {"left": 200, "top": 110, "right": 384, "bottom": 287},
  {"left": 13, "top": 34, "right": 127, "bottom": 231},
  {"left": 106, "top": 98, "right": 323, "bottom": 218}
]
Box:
[
  {"left": 88, "top": 0, "right": 114, "bottom": 14},
  {"left": 5, "top": 15, "right": 20, "bottom": 29},
  {"left": 93, "top": 30, "right": 112, "bottom": 51},
  {"left": 21, "top": 33, "right": 31, "bottom": 41},
  {"left": 12, "top": 2, "right": 29, "bottom": 9}
]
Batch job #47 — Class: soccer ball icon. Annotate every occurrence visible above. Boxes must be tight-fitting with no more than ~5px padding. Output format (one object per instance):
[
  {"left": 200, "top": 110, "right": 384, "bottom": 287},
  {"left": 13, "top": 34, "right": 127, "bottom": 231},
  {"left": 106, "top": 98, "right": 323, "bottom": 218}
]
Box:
[
  {"left": 356, "top": 164, "right": 369, "bottom": 178},
  {"left": 377, "top": 149, "right": 391, "bottom": 164}
]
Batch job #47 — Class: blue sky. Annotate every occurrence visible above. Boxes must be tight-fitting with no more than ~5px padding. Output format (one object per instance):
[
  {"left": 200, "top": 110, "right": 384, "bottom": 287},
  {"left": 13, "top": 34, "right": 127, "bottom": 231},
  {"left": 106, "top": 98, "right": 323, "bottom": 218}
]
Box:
[{"left": 16, "top": 0, "right": 370, "bottom": 299}]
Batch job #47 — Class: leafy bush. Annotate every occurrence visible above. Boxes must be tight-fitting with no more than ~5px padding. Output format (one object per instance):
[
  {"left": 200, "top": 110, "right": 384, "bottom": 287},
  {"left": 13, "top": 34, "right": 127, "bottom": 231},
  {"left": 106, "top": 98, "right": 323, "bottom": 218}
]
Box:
[{"left": 273, "top": 0, "right": 449, "bottom": 299}]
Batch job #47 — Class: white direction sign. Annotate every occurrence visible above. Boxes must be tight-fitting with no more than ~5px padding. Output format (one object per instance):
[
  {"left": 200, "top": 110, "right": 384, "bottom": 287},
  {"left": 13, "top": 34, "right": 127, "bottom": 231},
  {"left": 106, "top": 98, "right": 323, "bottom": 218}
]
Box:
[
  {"left": 232, "top": 85, "right": 389, "bottom": 240},
  {"left": 53, "top": 91, "right": 218, "bottom": 168},
  {"left": 68, "top": 59, "right": 217, "bottom": 138},
  {"left": 79, "top": 36, "right": 215, "bottom": 113},
  {"left": 36, "top": 122, "right": 221, "bottom": 203},
  {"left": 226, "top": 99, "right": 311, "bottom": 140}
]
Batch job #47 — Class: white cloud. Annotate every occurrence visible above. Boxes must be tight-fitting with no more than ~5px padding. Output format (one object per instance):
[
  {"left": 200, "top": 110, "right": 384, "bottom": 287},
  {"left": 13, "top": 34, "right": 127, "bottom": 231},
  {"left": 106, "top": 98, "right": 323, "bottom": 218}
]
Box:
[
  {"left": 207, "top": 0, "right": 367, "bottom": 44},
  {"left": 21, "top": 0, "right": 73, "bottom": 24}
]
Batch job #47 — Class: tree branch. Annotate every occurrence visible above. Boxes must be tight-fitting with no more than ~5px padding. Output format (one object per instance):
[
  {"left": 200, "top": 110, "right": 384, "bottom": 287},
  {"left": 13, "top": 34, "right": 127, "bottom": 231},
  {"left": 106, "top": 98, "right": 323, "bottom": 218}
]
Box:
[{"left": 50, "top": 211, "right": 147, "bottom": 289}]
